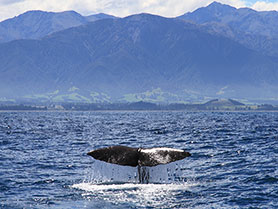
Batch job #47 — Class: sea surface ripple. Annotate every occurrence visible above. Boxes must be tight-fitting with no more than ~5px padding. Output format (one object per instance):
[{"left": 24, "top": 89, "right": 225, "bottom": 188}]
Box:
[{"left": 0, "top": 111, "right": 278, "bottom": 208}]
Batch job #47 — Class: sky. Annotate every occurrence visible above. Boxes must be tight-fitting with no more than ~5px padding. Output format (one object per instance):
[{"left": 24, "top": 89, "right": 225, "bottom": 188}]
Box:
[{"left": 0, "top": 0, "right": 278, "bottom": 21}]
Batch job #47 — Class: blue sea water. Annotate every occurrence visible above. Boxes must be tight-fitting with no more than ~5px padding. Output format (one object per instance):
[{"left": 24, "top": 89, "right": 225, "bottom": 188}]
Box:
[{"left": 0, "top": 111, "right": 278, "bottom": 208}]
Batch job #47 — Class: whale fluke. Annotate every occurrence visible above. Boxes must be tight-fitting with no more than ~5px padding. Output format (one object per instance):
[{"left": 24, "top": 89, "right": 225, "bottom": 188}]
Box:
[
  {"left": 87, "top": 146, "right": 140, "bottom": 166},
  {"left": 87, "top": 145, "right": 191, "bottom": 167}
]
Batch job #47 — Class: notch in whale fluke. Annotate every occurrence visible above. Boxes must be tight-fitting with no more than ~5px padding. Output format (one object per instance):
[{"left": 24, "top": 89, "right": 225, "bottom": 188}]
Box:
[{"left": 87, "top": 145, "right": 191, "bottom": 167}]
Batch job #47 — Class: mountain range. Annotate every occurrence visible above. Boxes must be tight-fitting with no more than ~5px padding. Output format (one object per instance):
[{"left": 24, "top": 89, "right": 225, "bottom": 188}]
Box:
[
  {"left": 179, "top": 1, "right": 278, "bottom": 57},
  {"left": 0, "top": 10, "right": 116, "bottom": 43},
  {"left": 1, "top": 2, "right": 278, "bottom": 104}
]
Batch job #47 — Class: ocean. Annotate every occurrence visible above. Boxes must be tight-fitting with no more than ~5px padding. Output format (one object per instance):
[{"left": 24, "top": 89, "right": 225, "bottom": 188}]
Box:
[{"left": 0, "top": 111, "right": 278, "bottom": 208}]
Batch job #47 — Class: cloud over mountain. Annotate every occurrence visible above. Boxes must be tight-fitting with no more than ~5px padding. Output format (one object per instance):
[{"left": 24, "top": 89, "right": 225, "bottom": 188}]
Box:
[
  {"left": 0, "top": 0, "right": 263, "bottom": 22},
  {"left": 252, "top": 1, "right": 278, "bottom": 11}
]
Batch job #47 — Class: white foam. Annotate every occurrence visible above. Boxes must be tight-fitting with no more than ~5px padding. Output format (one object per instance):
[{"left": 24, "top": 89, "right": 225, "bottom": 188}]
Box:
[
  {"left": 72, "top": 181, "right": 196, "bottom": 208},
  {"left": 72, "top": 182, "right": 188, "bottom": 192}
]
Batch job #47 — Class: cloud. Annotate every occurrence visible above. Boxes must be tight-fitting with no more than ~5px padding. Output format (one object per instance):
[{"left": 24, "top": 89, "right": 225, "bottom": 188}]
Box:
[
  {"left": 77, "top": 0, "right": 247, "bottom": 17},
  {"left": 0, "top": 0, "right": 25, "bottom": 6},
  {"left": 0, "top": 0, "right": 274, "bottom": 22},
  {"left": 0, "top": 0, "right": 77, "bottom": 21},
  {"left": 251, "top": 1, "right": 278, "bottom": 11},
  {"left": 217, "top": 86, "right": 229, "bottom": 95}
]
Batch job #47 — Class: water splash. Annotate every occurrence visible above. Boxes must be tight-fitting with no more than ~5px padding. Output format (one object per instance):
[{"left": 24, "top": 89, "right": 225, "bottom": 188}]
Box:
[
  {"left": 83, "top": 159, "right": 185, "bottom": 184},
  {"left": 72, "top": 159, "right": 194, "bottom": 208}
]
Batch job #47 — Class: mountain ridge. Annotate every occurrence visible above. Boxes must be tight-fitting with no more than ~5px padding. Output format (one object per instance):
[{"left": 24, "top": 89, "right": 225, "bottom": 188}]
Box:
[
  {"left": 178, "top": 1, "right": 278, "bottom": 57},
  {"left": 1, "top": 13, "right": 278, "bottom": 103},
  {"left": 0, "top": 10, "right": 117, "bottom": 43},
  {"left": 1, "top": 3, "right": 278, "bottom": 103}
]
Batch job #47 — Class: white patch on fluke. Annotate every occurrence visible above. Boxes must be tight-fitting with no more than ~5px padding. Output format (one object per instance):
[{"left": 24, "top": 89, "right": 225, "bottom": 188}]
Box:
[
  {"left": 140, "top": 147, "right": 185, "bottom": 165},
  {"left": 141, "top": 147, "right": 184, "bottom": 153}
]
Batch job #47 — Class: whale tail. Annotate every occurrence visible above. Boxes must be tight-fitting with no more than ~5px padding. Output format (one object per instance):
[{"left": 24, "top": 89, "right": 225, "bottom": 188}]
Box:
[
  {"left": 87, "top": 145, "right": 191, "bottom": 167},
  {"left": 87, "top": 146, "right": 140, "bottom": 167}
]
